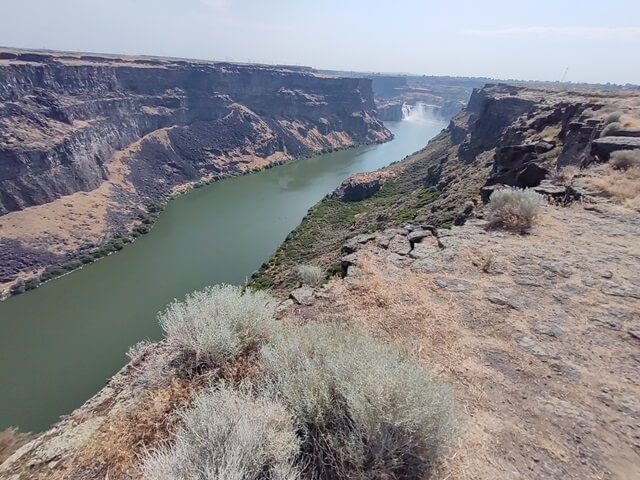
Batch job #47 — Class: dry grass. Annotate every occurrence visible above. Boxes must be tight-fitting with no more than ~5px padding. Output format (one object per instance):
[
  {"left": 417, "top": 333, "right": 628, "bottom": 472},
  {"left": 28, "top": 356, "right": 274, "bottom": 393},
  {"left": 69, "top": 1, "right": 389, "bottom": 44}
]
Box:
[
  {"left": 75, "top": 378, "right": 202, "bottom": 479},
  {"left": 586, "top": 166, "right": 640, "bottom": 211},
  {"left": 0, "top": 428, "right": 33, "bottom": 464},
  {"left": 296, "top": 264, "right": 324, "bottom": 287},
  {"left": 610, "top": 150, "right": 640, "bottom": 171},
  {"left": 548, "top": 165, "right": 580, "bottom": 186},
  {"left": 330, "top": 257, "right": 464, "bottom": 371}
]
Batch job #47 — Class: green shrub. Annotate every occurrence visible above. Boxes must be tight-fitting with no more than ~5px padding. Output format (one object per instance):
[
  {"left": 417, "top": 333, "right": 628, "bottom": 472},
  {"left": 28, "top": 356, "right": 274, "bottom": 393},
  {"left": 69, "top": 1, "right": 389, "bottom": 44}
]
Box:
[
  {"left": 159, "top": 285, "right": 276, "bottom": 369},
  {"left": 296, "top": 264, "right": 324, "bottom": 287},
  {"left": 487, "top": 187, "right": 543, "bottom": 232},
  {"left": 610, "top": 150, "right": 640, "bottom": 171},
  {"left": 259, "top": 322, "right": 457, "bottom": 479},
  {"left": 604, "top": 111, "right": 623, "bottom": 124},
  {"left": 140, "top": 386, "right": 301, "bottom": 480},
  {"left": 601, "top": 121, "right": 622, "bottom": 137}
]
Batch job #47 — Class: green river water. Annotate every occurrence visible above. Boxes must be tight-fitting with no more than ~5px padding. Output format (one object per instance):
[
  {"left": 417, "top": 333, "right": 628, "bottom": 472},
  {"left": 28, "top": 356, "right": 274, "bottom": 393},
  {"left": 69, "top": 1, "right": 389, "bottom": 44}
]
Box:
[{"left": 0, "top": 119, "right": 444, "bottom": 432}]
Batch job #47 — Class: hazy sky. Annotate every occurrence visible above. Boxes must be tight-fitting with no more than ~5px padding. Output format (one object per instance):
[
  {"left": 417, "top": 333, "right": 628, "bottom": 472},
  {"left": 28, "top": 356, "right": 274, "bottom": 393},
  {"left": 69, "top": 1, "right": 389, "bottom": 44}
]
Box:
[{"left": 2, "top": 0, "right": 639, "bottom": 84}]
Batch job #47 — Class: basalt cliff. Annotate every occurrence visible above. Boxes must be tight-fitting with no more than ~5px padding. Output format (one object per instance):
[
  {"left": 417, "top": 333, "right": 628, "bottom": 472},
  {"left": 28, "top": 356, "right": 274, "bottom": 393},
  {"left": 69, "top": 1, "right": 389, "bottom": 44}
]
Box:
[{"left": 0, "top": 48, "right": 390, "bottom": 297}]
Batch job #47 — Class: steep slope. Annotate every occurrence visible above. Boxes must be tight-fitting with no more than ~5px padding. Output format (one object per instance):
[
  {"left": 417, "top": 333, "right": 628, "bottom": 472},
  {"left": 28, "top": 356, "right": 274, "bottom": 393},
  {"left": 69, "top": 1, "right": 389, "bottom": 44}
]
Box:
[
  {"left": 250, "top": 83, "right": 640, "bottom": 293},
  {"left": 0, "top": 48, "right": 391, "bottom": 297}
]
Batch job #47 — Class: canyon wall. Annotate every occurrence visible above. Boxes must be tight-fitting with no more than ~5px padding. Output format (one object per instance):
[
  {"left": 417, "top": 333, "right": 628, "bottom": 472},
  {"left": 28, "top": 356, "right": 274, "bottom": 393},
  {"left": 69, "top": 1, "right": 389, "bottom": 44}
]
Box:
[
  {"left": 0, "top": 50, "right": 389, "bottom": 214},
  {"left": 0, "top": 49, "right": 390, "bottom": 294}
]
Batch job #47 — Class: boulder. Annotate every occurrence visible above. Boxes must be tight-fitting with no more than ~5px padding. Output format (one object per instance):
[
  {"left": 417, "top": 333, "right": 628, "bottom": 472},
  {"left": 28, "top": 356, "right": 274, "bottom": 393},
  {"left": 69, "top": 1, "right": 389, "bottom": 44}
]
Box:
[
  {"left": 592, "top": 136, "right": 640, "bottom": 161},
  {"left": 388, "top": 235, "right": 411, "bottom": 256},
  {"left": 342, "top": 233, "right": 376, "bottom": 254},
  {"left": 433, "top": 277, "right": 472, "bottom": 292},
  {"left": 486, "top": 144, "right": 548, "bottom": 188},
  {"left": 480, "top": 184, "right": 508, "bottom": 203},
  {"left": 333, "top": 171, "right": 394, "bottom": 201},
  {"left": 407, "top": 229, "right": 433, "bottom": 245},
  {"left": 454, "top": 200, "right": 475, "bottom": 226},
  {"left": 533, "top": 181, "right": 567, "bottom": 198},
  {"left": 534, "top": 141, "right": 556, "bottom": 153},
  {"left": 289, "top": 286, "right": 315, "bottom": 306}
]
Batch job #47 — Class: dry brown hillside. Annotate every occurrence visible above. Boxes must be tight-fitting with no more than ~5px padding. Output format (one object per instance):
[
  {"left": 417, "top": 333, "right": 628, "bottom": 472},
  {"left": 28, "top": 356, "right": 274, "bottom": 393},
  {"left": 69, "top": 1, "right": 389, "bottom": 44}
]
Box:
[{"left": 282, "top": 189, "right": 640, "bottom": 479}]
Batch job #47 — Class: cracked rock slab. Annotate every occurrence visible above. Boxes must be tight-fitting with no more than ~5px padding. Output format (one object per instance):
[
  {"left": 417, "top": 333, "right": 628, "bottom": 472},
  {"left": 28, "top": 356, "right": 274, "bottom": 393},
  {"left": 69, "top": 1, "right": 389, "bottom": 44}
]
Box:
[{"left": 433, "top": 277, "right": 473, "bottom": 292}]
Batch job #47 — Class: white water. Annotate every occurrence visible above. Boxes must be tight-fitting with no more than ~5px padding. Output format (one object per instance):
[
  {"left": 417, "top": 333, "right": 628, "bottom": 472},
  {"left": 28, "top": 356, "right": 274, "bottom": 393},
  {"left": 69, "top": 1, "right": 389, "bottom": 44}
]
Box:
[{"left": 401, "top": 102, "right": 440, "bottom": 122}]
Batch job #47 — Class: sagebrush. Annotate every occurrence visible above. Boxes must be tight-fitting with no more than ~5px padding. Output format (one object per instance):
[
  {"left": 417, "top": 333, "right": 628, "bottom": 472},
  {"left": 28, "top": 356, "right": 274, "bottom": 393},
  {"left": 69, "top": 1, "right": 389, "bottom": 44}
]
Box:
[
  {"left": 486, "top": 188, "right": 543, "bottom": 232},
  {"left": 601, "top": 121, "right": 622, "bottom": 137},
  {"left": 610, "top": 150, "right": 640, "bottom": 171},
  {"left": 548, "top": 165, "right": 579, "bottom": 186},
  {"left": 159, "top": 285, "right": 276, "bottom": 369},
  {"left": 259, "top": 322, "right": 457, "bottom": 479},
  {"left": 140, "top": 386, "right": 300, "bottom": 480},
  {"left": 604, "top": 111, "right": 622, "bottom": 124},
  {"left": 296, "top": 264, "right": 324, "bottom": 286},
  {"left": 586, "top": 165, "right": 640, "bottom": 211}
]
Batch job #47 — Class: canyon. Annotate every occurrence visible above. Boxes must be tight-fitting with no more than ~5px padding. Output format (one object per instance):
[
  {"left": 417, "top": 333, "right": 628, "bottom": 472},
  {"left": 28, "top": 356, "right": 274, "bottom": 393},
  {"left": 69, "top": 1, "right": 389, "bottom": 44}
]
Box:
[
  {"left": 1, "top": 47, "right": 639, "bottom": 479},
  {"left": 2, "top": 82, "right": 639, "bottom": 479},
  {"left": 0, "top": 48, "right": 391, "bottom": 297}
]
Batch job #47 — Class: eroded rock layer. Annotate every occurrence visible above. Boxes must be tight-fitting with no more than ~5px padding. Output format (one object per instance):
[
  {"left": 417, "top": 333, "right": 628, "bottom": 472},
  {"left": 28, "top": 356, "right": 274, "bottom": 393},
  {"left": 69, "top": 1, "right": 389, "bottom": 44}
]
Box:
[{"left": 0, "top": 48, "right": 391, "bottom": 294}]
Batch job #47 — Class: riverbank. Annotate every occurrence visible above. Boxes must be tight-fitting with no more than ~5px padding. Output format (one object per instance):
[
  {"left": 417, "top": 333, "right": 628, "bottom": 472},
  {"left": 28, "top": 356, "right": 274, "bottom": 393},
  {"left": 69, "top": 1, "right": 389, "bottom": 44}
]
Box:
[{"left": 1, "top": 137, "right": 392, "bottom": 302}]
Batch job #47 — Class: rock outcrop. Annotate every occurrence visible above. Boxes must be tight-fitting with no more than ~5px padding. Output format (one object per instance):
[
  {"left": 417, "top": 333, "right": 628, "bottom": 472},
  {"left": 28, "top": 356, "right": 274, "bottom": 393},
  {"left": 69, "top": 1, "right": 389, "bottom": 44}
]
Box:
[
  {"left": 333, "top": 171, "right": 394, "bottom": 201},
  {"left": 592, "top": 136, "right": 640, "bottom": 160},
  {"left": 252, "top": 83, "right": 640, "bottom": 293}
]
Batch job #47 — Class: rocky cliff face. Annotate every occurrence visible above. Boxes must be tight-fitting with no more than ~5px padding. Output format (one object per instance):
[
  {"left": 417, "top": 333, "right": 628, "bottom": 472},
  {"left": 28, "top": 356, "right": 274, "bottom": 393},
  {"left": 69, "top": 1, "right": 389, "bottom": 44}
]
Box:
[
  {"left": 0, "top": 48, "right": 390, "bottom": 295},
  {"left": 0, "top": 49, "right": 388, "bottom": 214}
]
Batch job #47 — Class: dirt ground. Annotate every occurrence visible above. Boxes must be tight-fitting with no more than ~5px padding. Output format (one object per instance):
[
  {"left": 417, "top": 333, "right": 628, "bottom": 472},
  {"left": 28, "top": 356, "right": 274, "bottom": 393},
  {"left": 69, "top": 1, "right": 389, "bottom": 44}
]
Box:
[{"left": 282, "top": 196, "right": 640, "bottom": 479}]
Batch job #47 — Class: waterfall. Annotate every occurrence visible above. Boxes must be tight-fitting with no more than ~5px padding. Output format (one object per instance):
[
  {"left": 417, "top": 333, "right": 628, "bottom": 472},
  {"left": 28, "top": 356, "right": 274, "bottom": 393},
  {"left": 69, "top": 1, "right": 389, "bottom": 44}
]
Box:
[{"left": 401, "top": 102, "right": 438, "bottom": 122}]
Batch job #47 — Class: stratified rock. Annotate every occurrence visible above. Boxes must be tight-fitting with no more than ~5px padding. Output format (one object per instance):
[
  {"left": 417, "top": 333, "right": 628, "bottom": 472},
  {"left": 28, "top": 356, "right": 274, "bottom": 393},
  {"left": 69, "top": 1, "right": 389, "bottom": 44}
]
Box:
[
  {"left": 486, "top": 144, "right": 547, "bottom": 188},
  {"left": 557, "top": 121, "right": 597, "bottom": 168},
  {"left": 533, "top": 181, "right": 567, "bottom": 198},
  {"left": 433, "top": 277, "right": 472, "bottom": 292},
  {"left": 600, "top": 282, "right": 640, "bottom": 299},
  {"left": 333, "top": 171, "right": 393, "bottom": 201},
  {"left": 534, "top": 141, "right": 556, "bottom": 153},
  {"left": 485, "top": 288, "right": 521, "bottom": 310},
  {"left": 592, "top": 136, "right": 640, "bottom": 160},
  {"left": 587, "top": 308, "right": 633, "bottom": 330},
  {"left": 407, "top": 229, "right": 433, "bottom": 245},
  {"left": 516, "top": 336, "right": 557, "bottom": 360}
]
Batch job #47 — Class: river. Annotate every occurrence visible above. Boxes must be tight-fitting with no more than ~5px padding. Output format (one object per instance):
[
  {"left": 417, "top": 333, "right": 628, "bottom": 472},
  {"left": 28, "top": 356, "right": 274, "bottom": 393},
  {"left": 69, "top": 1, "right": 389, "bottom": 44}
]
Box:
[{"left": 0, "top": 119, "right": 445, "bottom": 433}]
